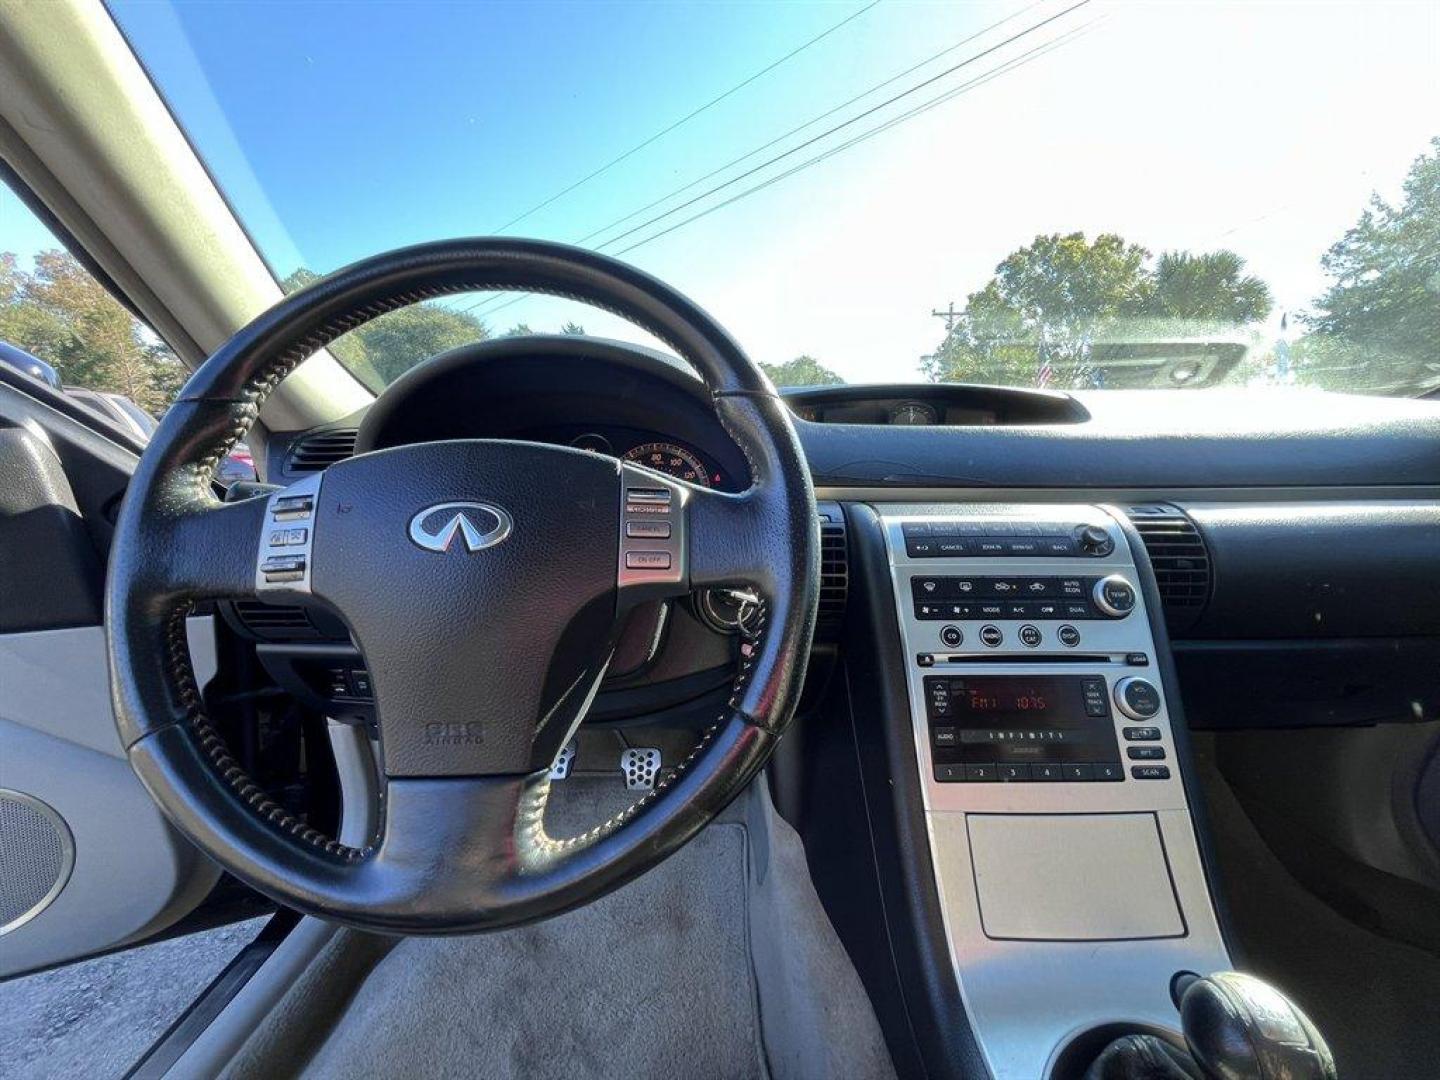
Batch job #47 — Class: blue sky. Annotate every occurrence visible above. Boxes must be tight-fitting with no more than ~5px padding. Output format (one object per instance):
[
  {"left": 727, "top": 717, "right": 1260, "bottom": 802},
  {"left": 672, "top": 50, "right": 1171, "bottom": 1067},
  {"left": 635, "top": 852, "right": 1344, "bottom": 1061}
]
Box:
[{"left": 7, "top": 1, "right": 1439, "bottom": 383}]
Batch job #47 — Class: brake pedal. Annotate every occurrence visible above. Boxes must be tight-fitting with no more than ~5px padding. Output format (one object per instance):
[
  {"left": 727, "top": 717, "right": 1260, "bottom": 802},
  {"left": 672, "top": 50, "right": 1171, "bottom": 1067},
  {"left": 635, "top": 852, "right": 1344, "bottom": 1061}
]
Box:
[
  {"left": 619, "top": 747, "right": 661, "bottom": 791},
  {"left": 548, "top": 740, "right": 577, "bottom": 780}
]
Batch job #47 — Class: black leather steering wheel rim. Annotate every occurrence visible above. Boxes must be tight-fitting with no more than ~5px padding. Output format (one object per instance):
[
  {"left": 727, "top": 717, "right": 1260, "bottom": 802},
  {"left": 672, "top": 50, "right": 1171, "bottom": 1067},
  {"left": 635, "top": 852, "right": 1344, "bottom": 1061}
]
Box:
[{"left": 106, "top": 238, "right": 819, "bottom": 933}]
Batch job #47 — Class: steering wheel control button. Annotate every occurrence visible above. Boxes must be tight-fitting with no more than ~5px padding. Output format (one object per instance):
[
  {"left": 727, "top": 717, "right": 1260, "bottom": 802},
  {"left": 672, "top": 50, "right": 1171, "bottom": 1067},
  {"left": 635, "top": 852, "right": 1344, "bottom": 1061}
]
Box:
[
  {"left": 1115, "top": 677, "right": 1162, "bottom": 720},
  {"left": 979, "top": 625, "right": 1003, "bottom": 648},
  {"left": 273, "top": 494, "right": 314, "bottom": 521},
  {"left": 1018, "top": 624, "right": 1042, "bottom": 647},
  {"left": 625, "top": 551, "right": 671, "bottom": 570},
  {"left": 1123, "top": 726, "right": 1163, "bottom": 742},
  {"left": 939, "top": 625, "right": 964, "bottom": 648},
  {"left": 1057, "top": 625, "right": 1081, "bottom": 647},
  {"left": 1127, "top": 746, "right": 1167, "bottom": 760},
  {"left": 261, "top": 555, "right": 306, "bottom": 583},
  {"left": 625, "top": 520, "right": 671, "bottom": 539},
  {"left": 1131, "top": 765, "right": 1172, "bottom": 780},
  {"left": 1076, "top": 524, "right": 1115, "bottom": 557},
  {"left": 625, "top": 487, "right": 671, "bottom": 505},
  {"left": 1093, "top": 574, "right": 1137, "bottom": 617}
]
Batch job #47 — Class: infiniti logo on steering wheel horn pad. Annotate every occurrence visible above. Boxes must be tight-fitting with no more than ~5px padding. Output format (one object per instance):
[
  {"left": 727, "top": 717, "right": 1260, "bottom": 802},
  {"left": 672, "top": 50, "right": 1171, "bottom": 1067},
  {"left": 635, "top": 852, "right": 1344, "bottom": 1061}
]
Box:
[{"left": 408, "top": 502, "right": 513, "bottom": 553}]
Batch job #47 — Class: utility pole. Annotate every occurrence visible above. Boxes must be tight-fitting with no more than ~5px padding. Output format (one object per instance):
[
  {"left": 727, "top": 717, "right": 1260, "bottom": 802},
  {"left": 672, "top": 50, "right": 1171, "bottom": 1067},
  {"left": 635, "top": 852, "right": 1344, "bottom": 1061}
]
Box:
[{"left": 931, "top": 302, "right": 960, "bottom": 332}]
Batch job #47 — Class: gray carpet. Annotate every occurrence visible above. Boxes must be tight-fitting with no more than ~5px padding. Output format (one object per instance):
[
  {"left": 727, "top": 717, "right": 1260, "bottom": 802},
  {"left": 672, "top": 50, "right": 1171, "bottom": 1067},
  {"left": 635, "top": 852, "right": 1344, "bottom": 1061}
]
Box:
[
  {"left": 225, "top": 777, "right": 894, "bottom": 1080},
  {"left": 1195, "top": 734, "right": 1440, "bottom": 1080}
]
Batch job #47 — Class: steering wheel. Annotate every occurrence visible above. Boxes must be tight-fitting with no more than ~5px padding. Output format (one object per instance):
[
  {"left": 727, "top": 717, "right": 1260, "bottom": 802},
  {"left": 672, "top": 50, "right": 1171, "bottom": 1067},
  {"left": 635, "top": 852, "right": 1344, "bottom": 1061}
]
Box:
[{"left": 106, "top": 239, "right": 819, "bottom": 933}]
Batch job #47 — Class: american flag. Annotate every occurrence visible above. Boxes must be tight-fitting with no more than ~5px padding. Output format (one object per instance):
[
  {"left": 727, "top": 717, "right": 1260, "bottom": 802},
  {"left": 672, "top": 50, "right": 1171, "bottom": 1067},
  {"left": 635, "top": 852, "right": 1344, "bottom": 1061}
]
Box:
[{"left": 1036, "top": 356, "right": 1054, "bottom": 388}]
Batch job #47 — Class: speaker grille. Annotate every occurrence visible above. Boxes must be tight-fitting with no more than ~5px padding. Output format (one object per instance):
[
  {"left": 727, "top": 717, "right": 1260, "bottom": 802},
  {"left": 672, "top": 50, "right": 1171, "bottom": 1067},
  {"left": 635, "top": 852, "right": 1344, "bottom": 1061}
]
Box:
[{"left": 0, "top": 791, "right": 74, "bottom": 935}]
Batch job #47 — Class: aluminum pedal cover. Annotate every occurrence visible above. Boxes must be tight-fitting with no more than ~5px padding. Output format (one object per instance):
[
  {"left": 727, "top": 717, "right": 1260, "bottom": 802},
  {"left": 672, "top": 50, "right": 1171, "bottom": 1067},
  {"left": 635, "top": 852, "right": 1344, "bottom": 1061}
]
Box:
[
  {"left": 619, "top": 747, "right": 662, "bottom": 791},
  {"left": 548, "top": 741, "right": 577, "bottom": 780}
]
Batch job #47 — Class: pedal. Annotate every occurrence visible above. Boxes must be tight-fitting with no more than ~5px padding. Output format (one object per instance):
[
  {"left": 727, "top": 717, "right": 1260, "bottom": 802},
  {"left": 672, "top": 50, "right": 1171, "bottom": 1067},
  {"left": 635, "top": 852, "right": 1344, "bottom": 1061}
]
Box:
[
  {"left": 548, "top": 740, "right": 577, "bottom": 780},
  {"left": 619, "top": 747, "right": 661, "bottom": 791}
]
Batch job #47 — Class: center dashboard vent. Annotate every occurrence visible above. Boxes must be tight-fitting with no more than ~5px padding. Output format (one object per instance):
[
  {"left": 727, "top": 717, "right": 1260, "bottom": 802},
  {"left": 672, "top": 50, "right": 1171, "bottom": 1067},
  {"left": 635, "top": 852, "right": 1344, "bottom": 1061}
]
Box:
[
  {"left": 816, "top": 502, "right": 848, "bottom": 639},
  {"left": 1125, "top": 504, "right": 1210, "bottom": 633},
  {"left": 287, "top": 428, "right": 358, "bottom": 473}
]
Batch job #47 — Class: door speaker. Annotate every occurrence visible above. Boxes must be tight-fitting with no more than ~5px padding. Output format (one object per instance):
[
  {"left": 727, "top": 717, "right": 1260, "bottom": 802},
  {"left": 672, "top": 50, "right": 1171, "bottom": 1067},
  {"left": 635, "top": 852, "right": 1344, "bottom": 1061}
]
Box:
[{"left": 0, "top": 790, "right": 74, "bottom": 935}]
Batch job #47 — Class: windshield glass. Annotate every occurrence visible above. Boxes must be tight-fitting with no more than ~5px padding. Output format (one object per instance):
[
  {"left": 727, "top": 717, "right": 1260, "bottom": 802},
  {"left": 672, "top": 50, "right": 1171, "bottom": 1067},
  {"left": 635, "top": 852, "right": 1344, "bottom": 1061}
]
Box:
[{"left": 106, "top": 0, "right": 1438, "bottom": 394}]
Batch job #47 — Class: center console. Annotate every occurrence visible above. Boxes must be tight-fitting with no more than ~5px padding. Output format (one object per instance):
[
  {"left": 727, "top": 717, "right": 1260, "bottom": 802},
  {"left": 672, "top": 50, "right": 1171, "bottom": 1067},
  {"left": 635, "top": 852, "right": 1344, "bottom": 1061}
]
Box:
[{"left": 881, "top": 504, "right": 1229, "bottom": 1077}]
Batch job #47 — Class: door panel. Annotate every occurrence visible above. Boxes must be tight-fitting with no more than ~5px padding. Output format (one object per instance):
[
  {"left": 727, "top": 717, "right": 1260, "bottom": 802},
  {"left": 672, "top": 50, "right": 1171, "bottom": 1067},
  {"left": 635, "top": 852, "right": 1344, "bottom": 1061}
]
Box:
[{"left": 0, "top": 404, "right": 221, "bottom": 977}]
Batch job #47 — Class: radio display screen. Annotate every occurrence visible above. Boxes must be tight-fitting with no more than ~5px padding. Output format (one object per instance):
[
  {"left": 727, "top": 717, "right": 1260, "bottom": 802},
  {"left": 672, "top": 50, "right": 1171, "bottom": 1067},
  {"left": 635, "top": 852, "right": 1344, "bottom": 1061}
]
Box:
[{"left": 925, "top": 675, "right": 1120, "bottom": 767}]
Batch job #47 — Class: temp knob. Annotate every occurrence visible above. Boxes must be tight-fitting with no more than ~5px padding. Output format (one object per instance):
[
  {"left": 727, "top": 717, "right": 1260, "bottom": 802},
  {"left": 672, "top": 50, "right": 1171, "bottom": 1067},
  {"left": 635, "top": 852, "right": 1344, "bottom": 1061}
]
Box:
[
  {"left": 1076, "top": 524, "right": 1115, "bottom": 557},
  {"left": 1114, "top": 676, "right": 1162, "bottom": 720},
  {"left": 1093, "top": 574, "right": 1137, "bottom": 617}
]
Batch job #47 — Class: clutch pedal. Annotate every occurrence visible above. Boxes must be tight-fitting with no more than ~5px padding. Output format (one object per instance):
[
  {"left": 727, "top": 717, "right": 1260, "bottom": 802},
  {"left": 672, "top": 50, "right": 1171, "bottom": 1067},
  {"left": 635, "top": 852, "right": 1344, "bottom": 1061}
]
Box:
[
  {"left": 619, "top": 747, "right": 662, "bottom": 791},
  {"left": 548, "top": 740, "right": 577, "bottom": 780}
]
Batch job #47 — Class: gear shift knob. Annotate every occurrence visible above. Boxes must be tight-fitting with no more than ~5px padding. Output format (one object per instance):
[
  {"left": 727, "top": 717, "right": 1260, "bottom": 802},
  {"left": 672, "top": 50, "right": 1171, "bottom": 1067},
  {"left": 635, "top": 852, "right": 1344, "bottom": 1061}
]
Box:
[{"left": 1172, "top": 971, "right": 1336, "bottom": 1080}]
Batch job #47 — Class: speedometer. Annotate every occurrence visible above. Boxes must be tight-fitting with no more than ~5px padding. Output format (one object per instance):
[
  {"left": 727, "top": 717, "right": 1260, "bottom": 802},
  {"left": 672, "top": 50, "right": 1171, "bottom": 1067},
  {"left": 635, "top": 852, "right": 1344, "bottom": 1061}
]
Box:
[{"left": 623, "top": 442, "right": 712, "bottom": 488}]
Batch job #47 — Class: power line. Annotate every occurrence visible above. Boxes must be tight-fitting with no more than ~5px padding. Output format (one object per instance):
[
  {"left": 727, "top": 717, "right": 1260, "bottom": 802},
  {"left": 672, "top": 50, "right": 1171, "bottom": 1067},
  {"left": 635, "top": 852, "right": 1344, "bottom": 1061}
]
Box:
[
  {"left": 612, "top": 17, "right": 1105, "bottom": 257},
  {"left": 574, "top": 0, "right": 1049, "bottom": 249},
  {"left": 460, "top": 0, "right": 1087, "bottom": 322},
  {"left": 593, "top": 0, "right": 1089, "bottom": 252},
  {"left": 465, "top": 18, "right": 1102, "bottom": 328},
  {"left": 486, "top": 0, "right": 882, "bottom": 236}
]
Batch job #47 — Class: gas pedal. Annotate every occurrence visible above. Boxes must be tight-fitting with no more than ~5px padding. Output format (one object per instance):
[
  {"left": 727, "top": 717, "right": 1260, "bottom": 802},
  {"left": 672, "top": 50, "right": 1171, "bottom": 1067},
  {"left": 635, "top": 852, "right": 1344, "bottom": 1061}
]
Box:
[
  {"left": 619, "top": 747, "right": 662, "bottom": 791},
  {"left": 548, "top": 740, "right": 577, "bottom": 780}
]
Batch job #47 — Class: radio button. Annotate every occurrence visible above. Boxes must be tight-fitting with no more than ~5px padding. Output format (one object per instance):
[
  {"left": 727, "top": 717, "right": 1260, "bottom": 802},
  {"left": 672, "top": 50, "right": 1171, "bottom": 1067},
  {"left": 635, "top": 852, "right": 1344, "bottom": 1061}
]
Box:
[
  {"left": 1127, "top": 746, "right": 1167, "bottom": 760},
  {"left": 1131, "top": 765, "right": 1171, "bottom": 780},
  {"left": 1115, "top": 677, "right": 1162, "bottom": 720},
  {"left": 979, "top": 625, "right": 1004, "bottom": 647}
]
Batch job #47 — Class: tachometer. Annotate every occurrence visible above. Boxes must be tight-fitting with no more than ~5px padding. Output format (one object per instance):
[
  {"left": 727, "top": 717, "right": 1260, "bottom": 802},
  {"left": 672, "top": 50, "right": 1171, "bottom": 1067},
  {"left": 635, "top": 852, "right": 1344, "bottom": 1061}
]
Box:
[{"left": 623, "top": 441, "right": 712, "bottom": 488}]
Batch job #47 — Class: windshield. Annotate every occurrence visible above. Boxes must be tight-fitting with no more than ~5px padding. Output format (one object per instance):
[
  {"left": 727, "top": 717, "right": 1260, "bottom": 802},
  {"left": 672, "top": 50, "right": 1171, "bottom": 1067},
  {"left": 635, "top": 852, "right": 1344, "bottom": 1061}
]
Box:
[{"left": 106, "top": 0, "right": 1438, "bottom": 395}]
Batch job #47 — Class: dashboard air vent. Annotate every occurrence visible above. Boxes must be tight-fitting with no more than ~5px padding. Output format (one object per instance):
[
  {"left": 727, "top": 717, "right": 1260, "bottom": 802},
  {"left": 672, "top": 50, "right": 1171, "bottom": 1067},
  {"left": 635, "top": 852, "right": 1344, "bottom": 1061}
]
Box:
[
  {"left": 817, "top": 502, "right": 848, "bottom": 638},
  {"left": 287, "top": 428, "right": 358, "bottom": 473},
  {"left": 231, "top": 599, "right": 321, "bottom": 640},
  {"left": 1126, "top": 504, "right": 1210, "bottom": 632}
]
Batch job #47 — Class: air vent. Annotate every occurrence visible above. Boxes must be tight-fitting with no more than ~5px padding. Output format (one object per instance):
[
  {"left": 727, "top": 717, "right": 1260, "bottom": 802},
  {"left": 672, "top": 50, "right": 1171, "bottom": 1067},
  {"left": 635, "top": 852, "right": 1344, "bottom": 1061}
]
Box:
[
  {"left": 817, "top": 502, "right": 848, "bottom": 638},
  {"left": 287, "top": 428, "right": 358, "bottom": 473},
  {"left": 231, "top": 599, "right": 320, "bottom": 641},
  {"left": 1126, "top": 504, "right": 1210, "bottom": 632}
]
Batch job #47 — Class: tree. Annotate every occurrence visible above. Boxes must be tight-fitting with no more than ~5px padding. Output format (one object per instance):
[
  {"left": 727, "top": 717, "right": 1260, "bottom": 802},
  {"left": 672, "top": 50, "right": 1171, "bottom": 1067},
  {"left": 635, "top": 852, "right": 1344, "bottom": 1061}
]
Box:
[
  {"left": 760, "top": 355, "right": 844, "bottom": 387},
  {"left": 1145, "top": 251, "right": 1271, "bottom": 324},
  {"left": 1301, "top": 137, "right": 1440, "bottom": 394},
  {"left": 505, "top": 323, "right": 535, "bottom": 337},
  {"left": 561, "top": 321, "right": 586, "bottom": 335},
  {"left": 0, "top": 249, "right": 185, "bottom": 412},
  {"left": 280, "top": 267, "right": 489, "bottom": 389},
  {"left": 922, "top": 233, "right": 1273, "bottom": 388}
]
